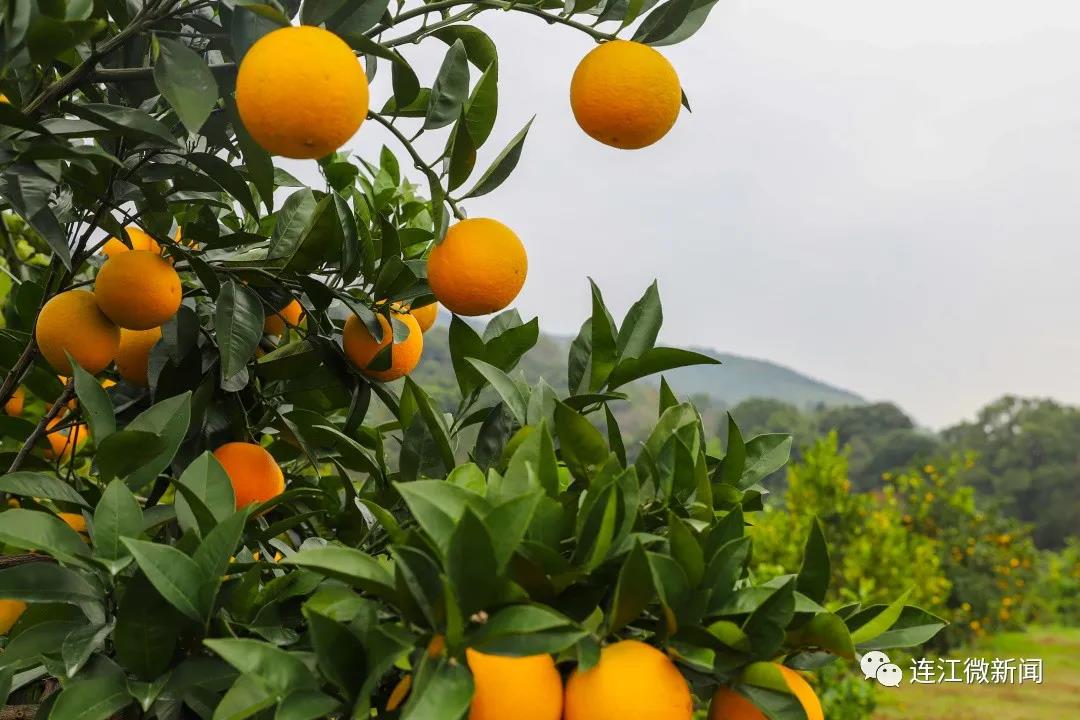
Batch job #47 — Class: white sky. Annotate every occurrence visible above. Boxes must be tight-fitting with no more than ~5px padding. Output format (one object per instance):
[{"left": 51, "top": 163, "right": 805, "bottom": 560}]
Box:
[{"left": 293, "top": 0, "right": 1080, "bottom": 428}]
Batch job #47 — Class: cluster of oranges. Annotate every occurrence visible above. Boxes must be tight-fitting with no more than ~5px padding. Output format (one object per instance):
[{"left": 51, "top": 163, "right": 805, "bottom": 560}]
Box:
[
  {"left": 391, "top": 640, "right": 822, "bottom": 720},
  {"left": 233, "top": 26, "right": 685, "bottom": 385}
]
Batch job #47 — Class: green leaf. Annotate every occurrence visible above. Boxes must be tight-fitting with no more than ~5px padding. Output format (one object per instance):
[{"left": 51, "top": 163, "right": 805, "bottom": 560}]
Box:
[
  {"left": 461, "top": 117, "right": 533, "bottom": 199},
  {"left": 854, "top": 606, "right": 946, "bottom": 650},
  {"left": 587, "top": 280, "right": 618, "bottom": 392},
  {"left": 645, "top": 0, "right": 723, "bottom": 46},
  {"left": 275, "top": 690, "right": 340, "bottom": 720},
  {"left": 446, "top": 113, "right": 476, "bottom": 192},
  {"left": 187, "top": 153, "right": 259, "bottom": 218},
  {"left": 302, "top": 608, "right": 365, "bottom": 698},
  {"left": 742, "top": 577, "right": 796, "bottom": 659},
  {"left": 124, "top": 393, "right": 192, "bottom": 492},
  {"left": 396, "top": 480, "right": 480, "bottom": 553},
  {"left": 283, "top": 546, "right": 395, "bottom": 598},
  {"left": 0, "top": 509, "right": 90, "bottom": 565},
  {"left": 0, "top": 472, "right": 88, "bottom": 507},
  {"left": 61, "top": 622, "right": 112, "bottom": 678},
  {"left": 48, "top": 662, "right": 131, "bottom": 720},
  {"left": 71, "top": 359, "right": 115, "bottom": 442},
  {"left": 204, "top": 639, "right": 318, "bottom": 697},
  {"left": 606, "top": 347, "right": 719, "bottom": 389},
  {"left": 718, "top": 413, "right": 746, "bottom": 486},
  {"left": 740, "top": 433, "right": 792, "bottom": 488},
  {"left": 122, "top": 538, "right": 206, "bottom": 623},
  {"left": 0, "top": 563, "right": 99, "bottom": 604},
  {"left": 402, "top": 378, "right": 456, "bottom": 473},
  {"left": 464, "top": 63, "right": 498, "bottom": 147},
  {"left": 466, "top": 358, "right": 528, "bottom": 425},
  {"left": 470, "top": 604, "right": 584, "bottom": 656},
  {"left": 668, "top": 513, "right": 705, "bottom": 587},
  {"left": 332, "top": 0, "right": 391, "bottom": 35},
  {"left": 609, "top": 541, "right": 653, "bottom": 633},
  {"left": 400, "top": 658, "right": 473, "bottom": 720},
  {"left": 425, "top": 39, "right": 470, "bottom": 130},
  {"left": 216, "top": 281, "right": 265, "bottom": 381},
  {"left": 192, "top": 509, "right": 249, "bottom": 602},
  {"left": 796, "top": 518, "right": 829, "bottom": 605},
  {"left": 616, "top": 281, "right": 662, "bottom": 361},
  {"left": 792, "top": 612, "right": 855, "bottom": 659},
  {"left": 70, "top": 103, "right": 177, "bottom": 146},
  {"left": 175, "top": 451, "right": 236, "bottom": 535},
  {"left": 446, "top": 507, "right": 500, "bottom": 615},
  {"left": 213, "top": 673, "right": 275, "bottom": 720},
  {"left": 92, "top": 480, "right": 143, "bottom": 565},
  {"left": 631, "top": 0, "right": 693, "bottom": 43},
  {"left": 554, "top": 401, "right": 608, "bottom": 483},
  {"left": 154, "top": 37, "right": 219, "bottom": 134},
  {"left": 96, "top": 430, "right": 167, "bottom": 482},
  {"left": 849, "top": 587, "right": 912, "bottom": 645}
]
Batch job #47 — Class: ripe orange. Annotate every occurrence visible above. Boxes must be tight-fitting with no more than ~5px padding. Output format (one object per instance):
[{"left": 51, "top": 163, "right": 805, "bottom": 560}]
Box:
[
  {"left": 45, "top": 416, "right": 89, "bottom": 460},
  {"left": 427, "top": 219, "right": 527, "bottom": 316},
  {"left": 466, "top": 649, "right": 563, "bottom": 720},
  {"left": 342, "top": 312, "right": 423, "bottom": 382},
  {"left": 411, "top": 303, "right": 439, "bottom": 333},
  {"left": 564, "top": 640, "right": 693, "bottom": 720},
  {"left": 102, "top": 226, "right": 161, "bottom": 258},
  {"left": 236, "top": 26, "right": 368, "bottom": 159},
  {"left": 58, "top": 512, "right": 87, "bottom": 533},
  {"left": 35, "top": 290, "right": 120, "bottom": 374},
  {"left": 213, "top": 442, "right": 285, "bottom": 508},
  {"left": 94, "top": 250, "right": 182, "bottom": 330},
  {"left": 3, "top": 387, "right": 25, "bottom": 417},
  {"left": 115, "top": 327, "right": 162, "bottom": 386},
  {"left": 571, "top": 40, "right": 681, "bottom": 149},
  {"left": 0, "top": 599, "right": 27, "bottom": 635},
  {"left": 264, "top": 299, "right": 304, "bottom": 336},
  {"left": 708, "top": 665, "right": 823, "bottom": 720}
]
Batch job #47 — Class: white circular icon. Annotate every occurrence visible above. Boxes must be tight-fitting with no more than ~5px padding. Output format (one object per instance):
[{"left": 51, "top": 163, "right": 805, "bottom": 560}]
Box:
[
  {"left": 860, "top": 651, "right": 891, "bottom": 680},
  {"left": 876, "top": 663, "right": 903, "bottom": 687}
]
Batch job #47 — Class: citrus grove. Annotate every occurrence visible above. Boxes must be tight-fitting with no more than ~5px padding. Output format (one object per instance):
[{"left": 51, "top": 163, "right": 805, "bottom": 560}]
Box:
[{"left": 0, "top": 0, "right": 942, "bottom": 718}]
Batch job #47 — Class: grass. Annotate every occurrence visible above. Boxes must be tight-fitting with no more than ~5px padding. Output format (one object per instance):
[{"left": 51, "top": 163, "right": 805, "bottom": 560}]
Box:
[{"left": 873, "top": 625, "right": 1080, "bottom": 719}]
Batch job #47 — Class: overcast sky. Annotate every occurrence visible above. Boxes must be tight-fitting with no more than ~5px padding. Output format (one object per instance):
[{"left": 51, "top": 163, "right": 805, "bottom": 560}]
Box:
[{"left": 293, "top": 0, "right": 1080, "bottom": 428}]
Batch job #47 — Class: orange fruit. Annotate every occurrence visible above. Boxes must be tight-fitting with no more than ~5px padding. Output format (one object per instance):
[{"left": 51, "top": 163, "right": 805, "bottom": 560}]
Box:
[
  {"left": 570, "top": 40, "right": 681, "bottom": 149},
  {"left": 58, "top": 512, "right": 87, "bottom": 533},
  {"left": 342, "top": 311, "right": 422, "bottom": 382},
  {"left": 213, "top": 442, "right": 285, "bottom": 508},
  {"left": 45, "top": 416, "right": 89, "bottom": 460},
  {"left": 35, "top": 290, "right": 120, "bottom": 374},
  {"left": 466, "top": 649, "right": 563, "bottom": 720},
  {"left": 236, "top": 26, "right": 368, "bottom": 159},
  {"left": 264, "top": 299, "right": 304, "bottom": 336},
  {"left": 115, "top": 327, "right": 162, "bottom": 386},
  {"left": 411, "top": 303, "right": 439, "bottom": 332},
  {"left": 94, "top": 250, "right": 182, "bottom": 330},
  {"left": 427, "top": 219, "right": 527, "bottom": 316},
  {"left": 101, "top": 226, "right": 161, "bottom": 258},
  {"left": 564, "top": 640, "right": 692, "bottom": 720},
  {"left": 3, "top": 387, "right": 25, "bottom": 417},
  {"left": 0, "top": 599, "right": 27, "bottom": 635},
  {"left": 708, "top": 665, "right": 823, "bottom": 720}
]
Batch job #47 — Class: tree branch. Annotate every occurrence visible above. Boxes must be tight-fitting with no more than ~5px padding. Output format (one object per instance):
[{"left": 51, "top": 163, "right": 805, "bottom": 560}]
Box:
[{"left": 6, "top": 380, "right": 76, "bottom": 475}]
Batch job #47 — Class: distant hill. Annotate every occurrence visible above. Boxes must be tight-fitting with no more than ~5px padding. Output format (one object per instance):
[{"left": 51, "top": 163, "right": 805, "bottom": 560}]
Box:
[
  {"left": 411, "top": 317, "right": 863, "bottom": 412},
  {"left": 659, "top": 348, "right": 864, "bottom": 410}
]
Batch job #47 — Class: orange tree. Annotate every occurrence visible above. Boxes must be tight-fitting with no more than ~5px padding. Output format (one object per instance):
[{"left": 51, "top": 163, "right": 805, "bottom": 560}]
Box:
[{"left": 0, "top": 1, "right": 942, "bottom": 718}]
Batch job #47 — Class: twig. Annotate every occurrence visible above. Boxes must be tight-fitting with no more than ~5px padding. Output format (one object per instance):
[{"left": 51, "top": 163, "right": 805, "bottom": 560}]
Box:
[
  {"left": 0, "top": 705, "right": 39, "bottom": 720},
  {"left": 6, "top": 380, "right": 76, "bottom": 475},
  {"left": 367, "top": 112, "right": 465, "bottom": 220},
  {"left": 0, "top": 554, "right": 56, "bottom": 569}
]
